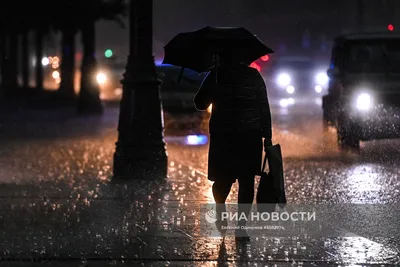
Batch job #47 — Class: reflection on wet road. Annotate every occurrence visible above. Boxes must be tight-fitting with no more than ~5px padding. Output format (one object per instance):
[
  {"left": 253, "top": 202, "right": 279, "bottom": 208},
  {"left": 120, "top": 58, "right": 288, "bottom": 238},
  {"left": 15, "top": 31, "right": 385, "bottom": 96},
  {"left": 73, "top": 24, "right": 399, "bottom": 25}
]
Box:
[
  {"left": 0, "top": 94, "right": 399, "bottom": 265},
  {"left": 164, "top": 95, "right": 400, "bottom": 264}
]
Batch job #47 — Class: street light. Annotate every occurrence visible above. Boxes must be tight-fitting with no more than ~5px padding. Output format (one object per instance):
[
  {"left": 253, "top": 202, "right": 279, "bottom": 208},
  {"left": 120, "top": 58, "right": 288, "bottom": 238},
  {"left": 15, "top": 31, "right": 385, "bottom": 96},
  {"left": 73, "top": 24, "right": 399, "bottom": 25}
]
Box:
[{"left": 113, "top": 0, "right": 167, "bottom": 180}]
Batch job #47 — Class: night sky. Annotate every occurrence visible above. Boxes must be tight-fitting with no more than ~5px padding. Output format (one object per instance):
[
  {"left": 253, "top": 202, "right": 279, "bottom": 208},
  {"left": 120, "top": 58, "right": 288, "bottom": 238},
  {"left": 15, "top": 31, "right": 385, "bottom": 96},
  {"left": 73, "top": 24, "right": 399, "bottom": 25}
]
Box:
[{"left": 94, "top": 0, "right": 398, "bottom": 61}]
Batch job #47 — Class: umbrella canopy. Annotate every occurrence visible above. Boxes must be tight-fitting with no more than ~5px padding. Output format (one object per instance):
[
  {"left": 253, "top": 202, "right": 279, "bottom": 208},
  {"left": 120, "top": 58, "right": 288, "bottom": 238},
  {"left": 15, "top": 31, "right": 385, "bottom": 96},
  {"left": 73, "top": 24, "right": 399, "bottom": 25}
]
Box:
[{"left": 163, "top": 26, "right": 274, "bottom": 73}]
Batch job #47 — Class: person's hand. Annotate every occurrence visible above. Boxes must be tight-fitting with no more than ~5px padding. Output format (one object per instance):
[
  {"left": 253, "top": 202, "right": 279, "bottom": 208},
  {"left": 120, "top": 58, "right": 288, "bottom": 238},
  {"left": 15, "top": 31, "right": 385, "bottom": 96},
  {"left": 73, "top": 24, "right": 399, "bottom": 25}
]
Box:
[{"left": 264, "top": 138, "right": 272, "bottom": 151}]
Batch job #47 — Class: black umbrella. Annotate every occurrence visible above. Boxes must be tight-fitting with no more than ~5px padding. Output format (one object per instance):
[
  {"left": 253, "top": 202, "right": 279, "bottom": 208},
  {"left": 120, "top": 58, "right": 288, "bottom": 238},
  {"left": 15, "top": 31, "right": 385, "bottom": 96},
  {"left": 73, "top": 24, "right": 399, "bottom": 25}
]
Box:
[{"left": 163, "top": 26, "right": 274, "bottom": 73}]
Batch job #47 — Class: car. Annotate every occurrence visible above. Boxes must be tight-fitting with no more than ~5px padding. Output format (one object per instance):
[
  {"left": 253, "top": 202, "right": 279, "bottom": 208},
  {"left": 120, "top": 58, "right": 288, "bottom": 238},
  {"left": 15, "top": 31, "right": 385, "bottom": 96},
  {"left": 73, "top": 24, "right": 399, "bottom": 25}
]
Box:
[
  {"left": 266, "top": 56, "right": 329, "bottom": 97},
  {"left": 322, "top": 32, "right": 400, "bottom": 150},
  {"left": 155, "top": 64, "right": 208, "bottom": 113},
  {"left": 94, "top": 62, "right": 122, "bottom": 100},
  {"left": 96, "top": 60, "right": 210, "bottom": 113}
]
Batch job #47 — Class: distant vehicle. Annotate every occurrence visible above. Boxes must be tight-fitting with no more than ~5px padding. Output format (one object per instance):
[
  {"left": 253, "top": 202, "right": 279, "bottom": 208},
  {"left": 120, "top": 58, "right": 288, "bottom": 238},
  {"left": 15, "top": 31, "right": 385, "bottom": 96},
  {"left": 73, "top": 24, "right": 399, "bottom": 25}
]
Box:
[
  {"left": 266, "top": 56, "right": 329, "bottom": 96},
  {"left": 323, "top": 33, "right": 400, "bottom": 150},
  {"left": 156, "top": 64, "right": 208, "bottom": 112},
  {"left": 42, "top": 55, "right": 112, "bottom": 93},
  {"left": 97, "top": 60, "right": 210, "bottom": 113},
  {"left": 95, "top": 61, "right": 124, "bottom": 100}
]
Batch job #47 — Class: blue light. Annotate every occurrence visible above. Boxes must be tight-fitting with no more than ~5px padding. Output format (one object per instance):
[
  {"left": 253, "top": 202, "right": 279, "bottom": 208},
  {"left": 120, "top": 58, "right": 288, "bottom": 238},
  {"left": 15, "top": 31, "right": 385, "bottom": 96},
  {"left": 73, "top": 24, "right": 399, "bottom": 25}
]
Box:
[
  {"left": 184, "top": 135, "right": 208, "bottom": 145},
  {"left": 155, "top": 59, "right": 173, "bottom": 66},
  {"left": 155, "top": 59, "right": 164, "bottom": 66}
]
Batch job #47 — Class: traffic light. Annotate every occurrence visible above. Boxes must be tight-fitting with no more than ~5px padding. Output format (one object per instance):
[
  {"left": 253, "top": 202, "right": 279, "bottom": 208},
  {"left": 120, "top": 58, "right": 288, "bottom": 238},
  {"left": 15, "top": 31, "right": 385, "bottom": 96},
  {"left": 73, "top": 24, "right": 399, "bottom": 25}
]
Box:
[
  {"left": 388, "top": 24, "right": 394, "bottom": 31},
  {"left": 104, "top": 49, "right": 113, "bottom": 58}
]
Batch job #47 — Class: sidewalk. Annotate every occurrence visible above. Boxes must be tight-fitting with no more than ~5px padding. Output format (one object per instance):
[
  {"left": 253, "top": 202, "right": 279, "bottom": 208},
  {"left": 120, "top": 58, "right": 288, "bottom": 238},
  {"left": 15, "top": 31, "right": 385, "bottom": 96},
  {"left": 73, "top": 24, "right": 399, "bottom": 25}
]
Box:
[{"left": 0, "top": 106, "right": 399, "bottom": 266}]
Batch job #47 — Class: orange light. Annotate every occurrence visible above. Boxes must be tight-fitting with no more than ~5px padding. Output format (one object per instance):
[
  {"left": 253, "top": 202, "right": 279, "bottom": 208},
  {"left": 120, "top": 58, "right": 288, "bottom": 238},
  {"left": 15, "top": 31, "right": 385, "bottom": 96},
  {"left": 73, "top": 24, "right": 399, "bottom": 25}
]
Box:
[
  {"left": 207, "top": 104, "right": 212, "bottom": 113},
  {"left": 261, "top": 55, "right": 270, "bottom": 61},
  {"left": 388, "top": 24, "right": 394, "bottom": 31},
  {"left": 250, "top": 62, "right": 261, "bottom": 72},
  {"left": 52, "top": 70, "right": 60, "bottom": 79}
]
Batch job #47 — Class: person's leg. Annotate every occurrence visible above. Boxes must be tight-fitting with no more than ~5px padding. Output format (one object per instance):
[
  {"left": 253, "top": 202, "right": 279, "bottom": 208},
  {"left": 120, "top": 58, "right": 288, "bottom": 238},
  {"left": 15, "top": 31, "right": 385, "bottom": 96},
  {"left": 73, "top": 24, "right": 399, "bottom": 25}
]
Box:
[
  {"left": 212, "top": 180, "right": 233, "bottom": 204},
  {"left": 234, "top": 132, "right": 261, "bottom": 239},
  {"left": 237, "top": 174, "right": 255, "bottom": 221},
  {"left": 238, "top": 175, "right": 255, "bottom": 204},
  {"left": 212, "top": 180, "right": 232, "bottom": 235},
  {"left": 212, "top": 180, "right": 233, "bottom": 220},
  {"left": 212, "top": 180, "right": 234, "bottom": 235},
  {"left": 236, "top": 174, "right": 255, "bottom": 239}
]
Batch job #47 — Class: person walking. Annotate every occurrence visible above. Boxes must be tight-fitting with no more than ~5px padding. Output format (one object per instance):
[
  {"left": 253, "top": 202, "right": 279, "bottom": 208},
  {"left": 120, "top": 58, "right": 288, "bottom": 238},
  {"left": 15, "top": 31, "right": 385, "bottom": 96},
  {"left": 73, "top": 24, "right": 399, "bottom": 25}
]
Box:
[{"left": 194, "top": 52, "right": 272, "bottom": 239}]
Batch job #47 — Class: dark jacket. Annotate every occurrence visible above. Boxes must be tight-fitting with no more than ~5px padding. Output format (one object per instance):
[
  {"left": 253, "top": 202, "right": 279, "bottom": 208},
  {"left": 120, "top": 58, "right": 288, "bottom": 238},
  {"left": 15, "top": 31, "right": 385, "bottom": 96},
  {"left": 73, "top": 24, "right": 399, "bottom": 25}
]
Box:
[{"left": 194, "top": 64, "right": 272, "bottom": 139}]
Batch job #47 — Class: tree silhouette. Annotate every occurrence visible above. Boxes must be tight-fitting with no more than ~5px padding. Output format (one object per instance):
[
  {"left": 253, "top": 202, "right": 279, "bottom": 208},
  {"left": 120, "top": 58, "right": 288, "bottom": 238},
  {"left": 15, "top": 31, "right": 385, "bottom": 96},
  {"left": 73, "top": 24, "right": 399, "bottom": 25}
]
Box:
[
  {"left": 0, "top": 3, "right": 22, "bottom": 94},
  {"left": 78, "top": 0, "right": 126, "bottom": 114},
  {"left": 0, "top": 1, "right": 53, "bottom": 95},
  {"left": 52, "top": 0, "right": 82, "bottom": 99},
  {"left": 31, "top": 0, "right": 53, "bottom": 91},
  {"left": 0, "top": 0, "right": 125, "bottom": 106},
  {"left": 51, "top": 0, "right": 125, "bottom": 110}
]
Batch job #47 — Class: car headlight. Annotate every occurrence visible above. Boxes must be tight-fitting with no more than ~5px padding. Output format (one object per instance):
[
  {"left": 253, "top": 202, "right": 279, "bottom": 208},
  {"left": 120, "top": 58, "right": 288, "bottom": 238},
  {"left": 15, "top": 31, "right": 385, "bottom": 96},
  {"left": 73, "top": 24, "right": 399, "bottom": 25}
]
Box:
[
  {"left": 314, "top": 85, "right": 323, "bottom": 93},
  {"left": 96, "top": 72, "right": 107, "bottom": 84},
  {"left": 355, "top": 92, "right": 372, "bottom": 111},
  {"left": 279, "top": 97, "right": 295, "bottom": 107},
  {"left": 286, "top": 85, "right": 295, "bottom": 94},
  {"left": 277, "top": 73, "right": 291, "bottom": 87},
  {"left": 315, "top": 72, "right": 329, "bottom": 85}
]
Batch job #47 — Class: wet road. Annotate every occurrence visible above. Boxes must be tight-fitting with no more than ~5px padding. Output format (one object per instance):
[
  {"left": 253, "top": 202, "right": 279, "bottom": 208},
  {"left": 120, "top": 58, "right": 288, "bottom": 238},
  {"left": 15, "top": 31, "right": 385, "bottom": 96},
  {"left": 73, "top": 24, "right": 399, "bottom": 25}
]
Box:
[{"left": 0, "top": 94, "right": 399, "bottom": 266}]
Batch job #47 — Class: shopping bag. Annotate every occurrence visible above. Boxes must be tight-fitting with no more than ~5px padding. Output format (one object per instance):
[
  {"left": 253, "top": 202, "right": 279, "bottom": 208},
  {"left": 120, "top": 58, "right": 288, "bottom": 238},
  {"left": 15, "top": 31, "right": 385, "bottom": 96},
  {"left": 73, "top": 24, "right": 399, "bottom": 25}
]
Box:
[{"left": 256, "top": 144, "right": 286, "bottom": 212}]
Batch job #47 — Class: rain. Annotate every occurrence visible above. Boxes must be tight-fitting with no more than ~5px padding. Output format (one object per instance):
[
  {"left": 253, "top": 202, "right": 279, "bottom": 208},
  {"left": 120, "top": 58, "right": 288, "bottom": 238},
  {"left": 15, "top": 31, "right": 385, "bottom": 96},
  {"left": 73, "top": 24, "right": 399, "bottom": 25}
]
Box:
[{"left": 1, "top": 0, "right": 400, "bottom": 266}]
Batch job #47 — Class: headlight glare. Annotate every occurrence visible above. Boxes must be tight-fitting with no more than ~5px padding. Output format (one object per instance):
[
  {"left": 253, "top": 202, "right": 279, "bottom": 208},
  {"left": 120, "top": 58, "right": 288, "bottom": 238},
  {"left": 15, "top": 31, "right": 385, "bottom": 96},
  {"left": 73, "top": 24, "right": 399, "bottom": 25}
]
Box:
[
  {"left": 314, "top": 85, "right": 322, "bottom": 93},
  {"left": 286, "top": 85, "right": 295, "bottom": 94},
  {"left": 277, "top": 73, "right": 291, "bottom": 87},
  {"left": 315, "top": 72, "right": 329, "bottom": 85},
  {"left": 355, "top": 92, "right": 372, "bottom": 111},
  {"left": 96, "top": 72, "right": 107, "bottom": 84}
]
